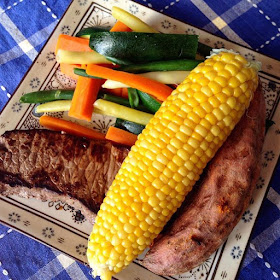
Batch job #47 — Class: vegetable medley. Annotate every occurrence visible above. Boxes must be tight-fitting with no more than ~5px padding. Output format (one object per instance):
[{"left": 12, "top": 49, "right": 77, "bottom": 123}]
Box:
[{"left": 20, "top": 6, "right": 210, "bottom": 146}]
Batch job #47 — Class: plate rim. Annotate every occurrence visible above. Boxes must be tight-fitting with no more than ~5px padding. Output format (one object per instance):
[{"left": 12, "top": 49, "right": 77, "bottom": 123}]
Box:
[{"left": 0, "top": 1, "right": 280, "bottom": 279}]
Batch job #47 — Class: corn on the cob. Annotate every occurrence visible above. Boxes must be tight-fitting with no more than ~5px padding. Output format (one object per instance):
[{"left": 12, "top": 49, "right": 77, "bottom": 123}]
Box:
[{"left": 87, "top": 51, "right": 259, "bottom": 280}]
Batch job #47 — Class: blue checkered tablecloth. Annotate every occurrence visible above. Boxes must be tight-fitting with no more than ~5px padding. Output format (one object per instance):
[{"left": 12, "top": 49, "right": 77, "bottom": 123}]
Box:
[{"left": 0, "top": 0, "right": 279, "bottom": 279}]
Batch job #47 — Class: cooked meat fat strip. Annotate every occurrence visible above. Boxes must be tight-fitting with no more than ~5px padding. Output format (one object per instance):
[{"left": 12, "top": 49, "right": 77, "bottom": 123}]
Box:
[{"left": 0, "top": 129, "right": 129, "bottom": 223}]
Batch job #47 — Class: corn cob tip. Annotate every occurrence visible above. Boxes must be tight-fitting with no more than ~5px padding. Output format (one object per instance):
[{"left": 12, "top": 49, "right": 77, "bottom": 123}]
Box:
[
  {"left": 247, "top": 60, "right": 262, "bottom": 72},
  {"left": 207, "top": 48, "right": 238, "bottom": 58},
  {"left": 93, "top": 269, "right": 113, "bottom": 280},
  {"left": 208, "top": 48, "right": 262, "bottom": 71}
]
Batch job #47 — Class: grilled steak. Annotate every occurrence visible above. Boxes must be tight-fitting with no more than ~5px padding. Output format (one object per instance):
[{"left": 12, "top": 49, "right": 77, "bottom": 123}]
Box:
[
  {"left": 0, "top": 130, "right": 129, "bottom": 222},
  {"left": 141, "top": 86, "right": 266, "bottom": 275}
]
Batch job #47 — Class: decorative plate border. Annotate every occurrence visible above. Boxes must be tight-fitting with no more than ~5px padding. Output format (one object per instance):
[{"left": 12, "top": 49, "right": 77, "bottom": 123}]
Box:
[{"left": 0, "top": 1, "right": 279, "bottom": 280}]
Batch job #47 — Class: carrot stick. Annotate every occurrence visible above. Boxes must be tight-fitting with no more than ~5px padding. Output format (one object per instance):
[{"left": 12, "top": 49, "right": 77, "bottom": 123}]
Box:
[
  {"left": 68, "top": 76, "right": 104, "bottom": 121},
  {"left": 103, "top": 88, "right": 124, "bottom": 97},
  {"left": 39, "top": 116, "right": 105, "bottom": 140},
  {"left": 60, "top": 63, "right": 81, "bottom": 80},
  {"left": 121, "top": 88, "right": 128, "bottom": 98},
  {"left": 86, "top": 64, "right": 173, "bottom": 101},
  {"left": 110, "top": 20, "right": 132, "bottom": 32},
  {"left": 105, "top": 126, "right": 137, "bottom": 146},
  {"left": 55, "top": 34, "right": 92, "bottom": 55},
  {"left": 103, "top": 88, "right": 128, "bottom": 98}
]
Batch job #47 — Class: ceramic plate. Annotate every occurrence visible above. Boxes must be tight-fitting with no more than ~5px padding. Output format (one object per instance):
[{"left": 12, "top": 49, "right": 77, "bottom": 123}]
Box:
[{"left": 0, "top": 1, "right": 280, "bottom": 279}]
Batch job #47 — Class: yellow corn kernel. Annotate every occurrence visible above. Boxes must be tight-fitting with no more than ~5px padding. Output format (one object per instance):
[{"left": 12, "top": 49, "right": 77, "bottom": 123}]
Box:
[
  {"left": 205, "top": 112, "right": 218, "bottom": 125},
  {"left": 201, "top": 86, "right": 213, "bottom": 97},
  {"left": 177, "top": 166, "right": 188, "bottom": 177},
  {"left": 188, "top": 111, "right": 201, "bottom": 124},
  {"left": 192, "top": 72, "right": 204, "bottom": 81},
  {"left": 198, "top": 77, "right": 210, "bottom": 86},
  {"left": 209, "top": 81, "right": 222, "bottom": 95},
  {"left": 219, "top": 103, "right": 231, "bottom": 115},
  {"left": 87, "top": 51, "right": 259, "bottom": 280},
  {"left": 213, "top": 107, "right": 224, "bottom": 120},
  {"left": 233, "top": 87, "right": 243, "bottom": 98},
  {"left": 191, "top": 83, "right": 202, "bottom": 92},
  {"left": 194, "top": 91, "right": 208, "bottom": 103},
  {"left": 213, "top": 61, "right": 225, "bottom": 72},
  {"left": 201, "top": 65, "right": 214, "bottom": 73},
  {"left": 216, "top": 92, "right": 227, "bottom": 103},
  {"left": 214, "top": 75, "right": 228, "bottom": 87},
  {"left": 219, "top": 69, "right": 231, "bottom": 79},
  {"left": 211, "top": 125, "right": 221, "bottom": 136},
  {"left": 225, "top": 63, "right": 239, "bottom": 76},
  {"left": 205, "top": 132, "right": 214, "bottom": 142},
  {"left": 239, "top": 94, "right": 249, "bottom": 104},
  {"left": 229, "top": 76, "right": 241, "bottom": 88},
  {"left": 209, "top": 96, "right": 220, "bottom": 108},
  {"left": 194, "top": 124, "right": 208, "bottom": 138},
  {"left": 174, "top": 131, "right": 186, "bottom": 143},
  {"left": 176, "top": 82, "right": 189, "bottom": 93},
  {"left": 222, "top": 86, "right": 234, "bottom": 96},
  {"left": 170, "top": 137, "right": 183, "bottom": 149},
  {"left": 192, "top": 131, "right": 203, "bottom": 141},
  {"left": 176, "top": 111, "right": 187, "bottom": 121},
  {"left": 188, "top": 137, "right": 200, "bottom": 149},
  {"left": 167, "top": 161, "right": 178, "bottom": 172},
  {"left": 240, "top": 71, "right": 251, "bottom": 85},
  {"left": 240, "top": 82, "right": 249, "bottom": 93},
  {"left": 187, "top": 97, "right": 199, "bottom": 107},
  {"left": 193, "top": 106, "right": 206, "bottom": 118},
  {"left": 183, "top": 143, "right": 195, "bottom": 155},
  {"left": 221, "top": 52, "right": 235, "bottom": 62},
  {"left": 200, "top": 118, "right": 211, "bottom": 130},
  {"left": 227, "top": 97, "right": 237, "bottom": 108},
  {"left": 224, "top": 115, "right": 233, "bottom": 127},
  {"left": 200, "top": 102, "right": 213, "bottom": 113},
  {"left": 235, "top": 54, "right": 248, "bottom": 64},
  {"left": 204, "top": 59, "right": 215, "bottom": 66},
  {"left": 172, "top": 154, "right": 185, "bottom": 167},
  {"left": 205, "top": 70, "right": 217, "bottom": 81},
  {"left": 236, "top": 72, "right": 248, "bottom": 83},
  {"left": 177, "top": 148, "right": 189, "bottom": 162}
]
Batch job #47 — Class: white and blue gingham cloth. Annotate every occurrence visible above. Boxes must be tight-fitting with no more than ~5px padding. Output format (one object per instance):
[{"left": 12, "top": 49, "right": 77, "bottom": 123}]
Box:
[{"left": 0, "top": 0, "right": 280, "bottom": 279}]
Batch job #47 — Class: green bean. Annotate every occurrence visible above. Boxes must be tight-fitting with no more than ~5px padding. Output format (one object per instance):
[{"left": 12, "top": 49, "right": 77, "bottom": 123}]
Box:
[{"left": 20, "top": 90, "right": 74, "bottom": 103}]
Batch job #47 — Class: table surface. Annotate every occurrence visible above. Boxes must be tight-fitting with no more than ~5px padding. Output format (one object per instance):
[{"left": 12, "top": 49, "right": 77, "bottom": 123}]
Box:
[{"left": 0, "top": 0, "right": 280, "bottom": 279}]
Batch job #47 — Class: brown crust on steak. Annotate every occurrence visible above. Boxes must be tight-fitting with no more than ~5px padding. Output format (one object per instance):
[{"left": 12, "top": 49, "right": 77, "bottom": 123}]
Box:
[
  {"left": 0, "top": 130, "right": 129, "bottom": 223},
  {"left": 141, "top": 86, "right": 266, "bottom": 275}
]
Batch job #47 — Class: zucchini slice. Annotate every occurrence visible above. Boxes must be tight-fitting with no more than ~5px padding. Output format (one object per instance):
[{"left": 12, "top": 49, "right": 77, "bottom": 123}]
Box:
[
  {"left": 115, "top": 118, "right": 145, "bottom": 135},
  {"left": 89, "top": 32, "right": 199, "bottom": 64}
]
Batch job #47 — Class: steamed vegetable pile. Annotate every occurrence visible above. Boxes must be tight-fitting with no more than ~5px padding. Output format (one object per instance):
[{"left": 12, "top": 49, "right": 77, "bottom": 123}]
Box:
[
  {"left": 20, "top": 6, "right": 210, "bottom": 146},
  {"left": 20, "top": 6, "right": 260, "bottom": 280}
]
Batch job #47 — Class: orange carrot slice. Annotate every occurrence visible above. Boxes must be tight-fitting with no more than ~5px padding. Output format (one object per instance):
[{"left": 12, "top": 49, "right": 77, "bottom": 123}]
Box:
[
  {"left": 39, "top": 116, "right": 105, "bottom": 140},
  {"left": 103, "top": 88, "right": 129, "bottom": 98},
  {"left": 106, "top": 126, "right": 137, "bottom": 146},
  {"left": 60, "top": 63, "right": 81, "bottom": 80},
  {"left": 103, "top": 88, "right": 124, "bottom": 97},
  {"left": 86, "top": 64, "right": 173, "bottom": 101},
  {"left": 121, "top": 88, "right": 128, "bottom": 98},
  {"left": 55, "top": 34, "right": 92, "bottom": 54},
  {"left": 110, "top": 20, "right": 132, "bottom": 32},
  {"left": 68, "top": 76, "right": 104, "bottom": 121}
]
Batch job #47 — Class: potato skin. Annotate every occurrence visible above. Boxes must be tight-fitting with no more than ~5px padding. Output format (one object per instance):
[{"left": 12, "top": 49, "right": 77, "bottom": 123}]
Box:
[{"left": 141, "top": 86, "right": 266, "bottom": 275}]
